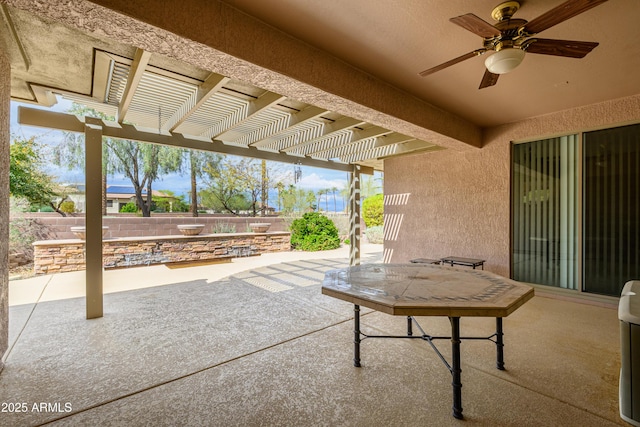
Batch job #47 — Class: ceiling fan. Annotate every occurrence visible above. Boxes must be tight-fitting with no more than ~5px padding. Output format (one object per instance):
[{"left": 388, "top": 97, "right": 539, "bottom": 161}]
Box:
[{"left": 418, "top": 0, "right": 609, "bottom": 89}]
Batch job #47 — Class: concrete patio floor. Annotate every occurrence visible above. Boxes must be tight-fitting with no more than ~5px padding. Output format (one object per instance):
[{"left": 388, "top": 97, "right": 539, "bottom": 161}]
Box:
[{"left": 2, "top": 244, "right": 626, "bottom": 426}]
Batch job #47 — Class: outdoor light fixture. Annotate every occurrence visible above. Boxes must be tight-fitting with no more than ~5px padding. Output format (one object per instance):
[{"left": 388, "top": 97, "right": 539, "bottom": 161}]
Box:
[{"left": 484, "top": 47, "right": 525, "bottom": 74}]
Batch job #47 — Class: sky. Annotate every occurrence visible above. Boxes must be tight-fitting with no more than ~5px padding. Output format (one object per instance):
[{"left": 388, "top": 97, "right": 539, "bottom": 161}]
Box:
[{"left": 10, "top": 98, "right": 382, "bottom": 211}]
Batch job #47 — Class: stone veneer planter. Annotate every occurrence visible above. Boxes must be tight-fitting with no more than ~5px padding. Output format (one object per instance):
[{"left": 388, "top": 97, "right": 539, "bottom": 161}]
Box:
[{"left": 32, "top": 231, "right": 291, "bottom": 276}]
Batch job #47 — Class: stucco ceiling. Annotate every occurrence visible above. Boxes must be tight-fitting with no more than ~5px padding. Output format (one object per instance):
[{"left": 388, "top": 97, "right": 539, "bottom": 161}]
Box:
[
  {"left": 220, "top": 0, "right": 640, "bottom": 128},
  {"left": 1, "top": 0, "right": 639, "bottom": 170}
]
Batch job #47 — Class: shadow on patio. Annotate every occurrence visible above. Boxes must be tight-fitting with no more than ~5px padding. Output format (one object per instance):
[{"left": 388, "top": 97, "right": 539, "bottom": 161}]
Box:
[{"left": 1, "top": 247, "right": 625, "bottom": 426}]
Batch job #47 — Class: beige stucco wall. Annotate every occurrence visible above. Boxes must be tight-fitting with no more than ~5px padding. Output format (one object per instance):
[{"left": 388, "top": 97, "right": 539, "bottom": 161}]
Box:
[
  {"left": 0, "top": 44, "right": 9, "bottom": 369},
  {"left": 385, "top": 94, "right": 640, "bottom": 278},
  {"left": 3, "top": 0, "right": 481, "bottom": 151}
]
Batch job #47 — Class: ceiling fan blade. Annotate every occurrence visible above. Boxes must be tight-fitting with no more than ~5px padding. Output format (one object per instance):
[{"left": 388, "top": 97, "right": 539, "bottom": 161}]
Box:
[
  {"left": 418, "top": 49, "right": 486, "bottom": 77},
  {"left": 479, "top": 69, "right": 499, "bottom": 89},
  {"left": 450, "top": 14, "right": 501, "bottom": 38},
  {"left": 523, "top": 0, "right": 609, "bottom": 35},
  {"left": 524, "top": 38, "right": 599, "bottom": 58}
]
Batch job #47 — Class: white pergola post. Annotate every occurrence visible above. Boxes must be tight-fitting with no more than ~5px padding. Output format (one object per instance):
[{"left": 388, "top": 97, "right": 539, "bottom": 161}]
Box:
[
  {"left": 349, "top": 164, "right": 361, "bottom": 266},
  {"left": 84, "top": 122, "right": 103, "bottom": 319}
]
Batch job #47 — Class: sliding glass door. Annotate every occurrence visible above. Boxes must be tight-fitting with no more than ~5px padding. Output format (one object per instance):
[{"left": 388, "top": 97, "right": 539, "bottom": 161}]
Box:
[
  {"left": 512, "top": 135, "right": 578, "bottom": 288},
  {"left": 583, "top": 124, "right": 640, "bottom": 296},
  {"left": 512, "top": 124, "right": 640, "bottom": 296}
]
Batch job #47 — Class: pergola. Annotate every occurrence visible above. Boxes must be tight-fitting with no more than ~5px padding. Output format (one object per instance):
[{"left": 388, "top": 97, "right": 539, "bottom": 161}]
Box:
[{"left": 16, "top": 45, "right": 439, "bottom": 319}]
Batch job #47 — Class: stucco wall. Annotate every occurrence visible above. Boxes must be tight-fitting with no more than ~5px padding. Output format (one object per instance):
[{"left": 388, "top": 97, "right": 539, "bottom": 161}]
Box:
[
  {"left": 385, "top": 94, "right": 640, "bottom": 278},
  {"left": 0, "top": 45, "right": 9, "bottom": 368}
]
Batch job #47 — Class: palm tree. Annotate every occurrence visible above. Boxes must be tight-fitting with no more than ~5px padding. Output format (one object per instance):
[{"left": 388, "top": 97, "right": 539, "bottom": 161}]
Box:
[
  {"left": 316, "top": 189, "right": 325, "bottom": 212},
  {"left": 324, "top": 188, "right": 331, "bottom": 212},
  {"left": 275, "top": 181, "right": 285, "bottom": 213},
  {"left": 331, "top": 186, "right": 338, "bottom": 212}
]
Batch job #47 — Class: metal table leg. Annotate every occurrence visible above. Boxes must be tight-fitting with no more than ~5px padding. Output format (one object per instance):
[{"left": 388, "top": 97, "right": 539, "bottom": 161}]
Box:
[
  {"left": 354, "top": 304, "right": 361, "bottom": 367},
  {"left": 450, "top": 316, "right": 463, "bottom": 419},
  {"left": 496, "top": 317, "right": 504, "bottom": 370}
]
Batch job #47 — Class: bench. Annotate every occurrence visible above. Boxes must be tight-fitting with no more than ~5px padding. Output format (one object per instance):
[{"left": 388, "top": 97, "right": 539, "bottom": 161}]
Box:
[
  {"left": 440, "top": 256, "right": 485, "bottom": 270},
  {"left": 410, "top": 258, "right": 441, "bottom": 265}
]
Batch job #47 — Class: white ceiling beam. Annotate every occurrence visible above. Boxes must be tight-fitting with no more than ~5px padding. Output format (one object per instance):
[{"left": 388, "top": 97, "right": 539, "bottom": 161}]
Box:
[
  {"left": 342, "top": 140, "right": 439, "bottom": 163},
  {"left": 378, "top": 140, "right": 442, "bottom": 158},
  {"left": 373, "top": 133, "right": 417, "bottom": 148},
  {"left": 169, "top": 73, "right": 230, "bottom": 132},
  {"left": 310, "top": 139, "right": 376, "bottom": 160},
  {"left": 212, "top": 91, "right": 286, "bottom": 140},
  {"left": 307, "top": 126, "right": 392, "bottom": 157},
  {"left": 118, "top": 48, "right": 152, "bottom": 123},
  {"left": 280, "top": 116, "right": 366, "bottom": 153},
  {"left": 313, "top": 133, "right": 417, "bottom": 160},
  {"left": 250, "top": 106, "right": 327, "bottom": 148},
  {"left": 312, "top": 132, "right": 416, "bottom": 160}
]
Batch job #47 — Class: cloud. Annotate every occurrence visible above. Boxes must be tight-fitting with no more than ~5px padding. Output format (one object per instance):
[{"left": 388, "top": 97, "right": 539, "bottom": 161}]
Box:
[{"left": 296, "top": 172, "right": 347, "bottom": 191}]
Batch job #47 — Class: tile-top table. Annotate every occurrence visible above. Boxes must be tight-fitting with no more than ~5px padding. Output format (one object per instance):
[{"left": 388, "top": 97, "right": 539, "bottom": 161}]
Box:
[{"left": 322, "top": 263, "right": 534, "bottom": 420}]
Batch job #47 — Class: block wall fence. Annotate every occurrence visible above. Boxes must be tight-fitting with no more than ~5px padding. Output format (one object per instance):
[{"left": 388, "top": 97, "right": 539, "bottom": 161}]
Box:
[{"left": 23, "top": 215, "right": 289, "bottom": 240}]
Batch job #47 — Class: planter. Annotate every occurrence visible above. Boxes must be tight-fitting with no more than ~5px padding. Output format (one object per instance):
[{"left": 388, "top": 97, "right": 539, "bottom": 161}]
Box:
[
  {"left": 70, "top": 226, "right": 109, "bottom": 239},
  {"left": 249, "top": 223, "right": 271, "bottom": 233},
  {"left": 177, "top": 224, "right": 205, "bottom": 235}
]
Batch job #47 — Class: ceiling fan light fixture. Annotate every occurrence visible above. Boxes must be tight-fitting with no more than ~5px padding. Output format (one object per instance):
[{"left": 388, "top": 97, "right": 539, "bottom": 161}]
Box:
[{"left": 484, "top": 47, "right": 525, "bottom": 74}]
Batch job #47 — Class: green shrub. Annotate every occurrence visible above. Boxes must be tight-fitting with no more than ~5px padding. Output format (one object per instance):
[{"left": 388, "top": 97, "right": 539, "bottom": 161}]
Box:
[
  {"left": 119, "top": 202, "right": 138, "bottom": 213},
  {"left": 365, "top": 225, "right": 384, "bottom": 244},
  {"left": 362, "top": 194, "right": 383, "bottom": 227},
  {"left": 59, "top": 200, "right": 76, "bottom": 214},
  {"left": 29, "top": 204, "right": 54, "bottom": 212},
  {"left": 9, "top": 197, "right": 47, "bottom": 259},
  {"left": 212, "top": 222, "right": 236, "bottom": 233},
  {"left": 290, "top": 212, "right": 340, "bottom": 251}
]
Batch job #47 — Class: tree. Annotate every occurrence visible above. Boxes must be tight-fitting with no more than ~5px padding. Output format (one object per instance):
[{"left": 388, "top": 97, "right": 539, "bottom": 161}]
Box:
[
  {"left": 107, "top": 138, "right": 182, "bottom": 217},
  {"left": 316, "top": 189, "right": 325, "bottom": 212},
  {"left": 152, "top": 190, "right": 189, "bottom": 212},
  {"left": 340, "top": 172, "right": 383, "bottom": 211},
  {"left": 330, "top": 186, "right": 339, "bottom": 212},
  {"left": 275, "top": 181, "right": 285, "bottom": 212},
  {"left": 53, "top": 104, "right": 114, "bottom": 215},
  {"left": 9, "top": 136, "right": 68, "bottom": 216},
  {"left": 280, "top": 185, "right": 316, "bottom": 214},
  {"left": 361, "top": 173, "right": 383, "bottom": 199},
  {"left": 56, "top": 103, "right": 183, "bottom": 217},
  {"left": 202, "top": 156, "right": 290, "bottom": 216},
  {"left": 324, "top": 188, "right": 331, "bottom": 212},
  {"left": 183, "top": 150, "right": 222, "bottom": 217},
  {"left": 202, "top": 157, "right": 253, "bottom": 215}
]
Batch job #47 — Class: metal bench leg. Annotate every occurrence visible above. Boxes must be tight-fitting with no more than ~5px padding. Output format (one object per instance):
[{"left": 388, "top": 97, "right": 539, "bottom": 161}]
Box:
[{"left": 407, "top": 316, "right": 413, "bottom": 336}]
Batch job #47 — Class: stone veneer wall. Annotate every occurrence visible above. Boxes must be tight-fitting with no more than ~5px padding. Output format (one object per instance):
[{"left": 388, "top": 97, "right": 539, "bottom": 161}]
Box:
[{"left": 33, "top": 232, "right": 291, "bottom": 275}]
